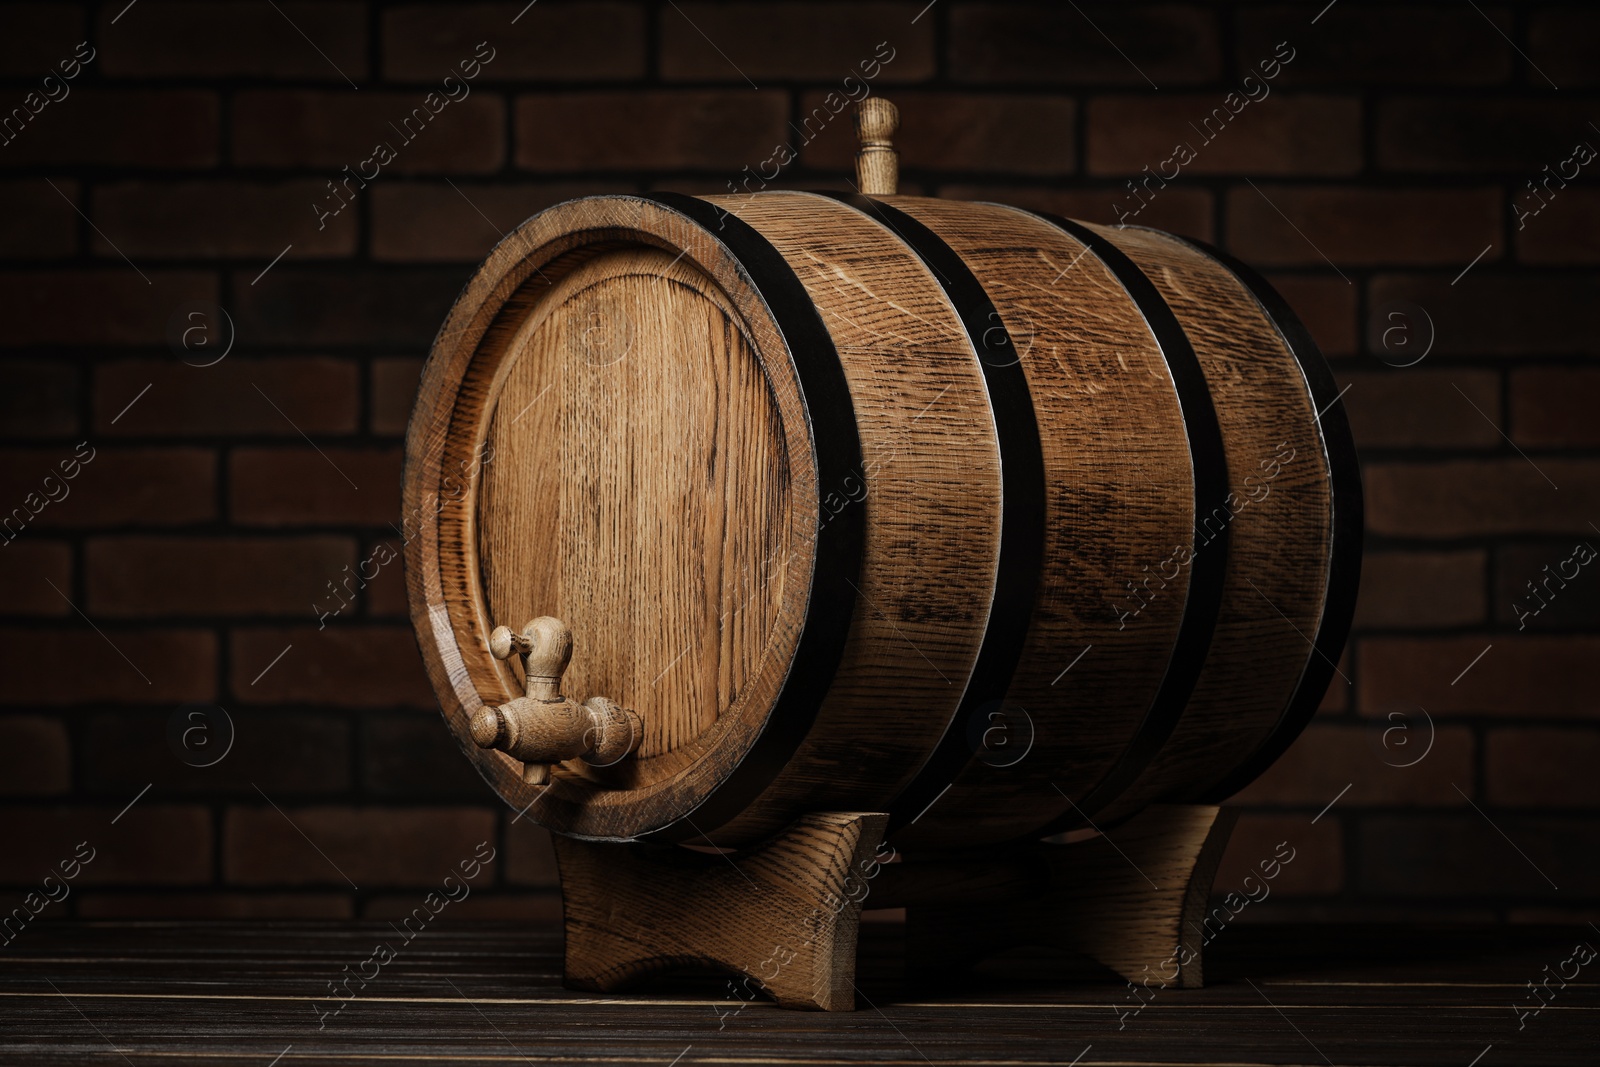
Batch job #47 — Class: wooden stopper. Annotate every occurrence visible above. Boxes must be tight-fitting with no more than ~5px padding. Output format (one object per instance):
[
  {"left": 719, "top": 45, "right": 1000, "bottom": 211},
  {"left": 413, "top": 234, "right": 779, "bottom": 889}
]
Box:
[{"left": 854, "top": 96, "right": 899, "bottom": 196}]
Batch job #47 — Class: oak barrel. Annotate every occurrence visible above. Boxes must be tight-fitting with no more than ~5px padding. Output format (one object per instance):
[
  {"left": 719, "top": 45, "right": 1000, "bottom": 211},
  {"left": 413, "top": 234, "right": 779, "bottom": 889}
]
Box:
[{"left": 403, "top": 189, "right": 1360, "bottom": 848}]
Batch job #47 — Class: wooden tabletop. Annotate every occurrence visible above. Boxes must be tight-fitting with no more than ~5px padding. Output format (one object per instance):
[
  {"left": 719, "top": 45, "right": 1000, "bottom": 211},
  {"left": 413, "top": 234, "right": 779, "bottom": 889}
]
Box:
[{"left": 1, "top": 921, "right": 1594, "bottom": 1066}]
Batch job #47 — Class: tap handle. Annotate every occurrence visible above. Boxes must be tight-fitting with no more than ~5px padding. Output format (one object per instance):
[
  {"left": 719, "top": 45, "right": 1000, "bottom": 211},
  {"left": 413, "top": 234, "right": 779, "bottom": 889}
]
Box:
[{"left": 490, "top": 616, "right": 571, "bottom": 701}]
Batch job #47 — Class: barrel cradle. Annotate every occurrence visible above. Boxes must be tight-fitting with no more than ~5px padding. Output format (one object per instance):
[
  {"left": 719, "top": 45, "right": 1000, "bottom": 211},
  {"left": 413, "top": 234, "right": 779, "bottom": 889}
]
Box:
[{"left": 402, "top": 96, "right": 1360, "bottom": 1007}]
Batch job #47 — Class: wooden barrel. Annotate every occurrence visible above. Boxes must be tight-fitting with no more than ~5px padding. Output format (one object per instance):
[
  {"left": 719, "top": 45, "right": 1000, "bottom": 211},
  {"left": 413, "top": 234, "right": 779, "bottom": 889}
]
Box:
[{"left": 403, "top": 190, "right": 1360, "bottom": 848}]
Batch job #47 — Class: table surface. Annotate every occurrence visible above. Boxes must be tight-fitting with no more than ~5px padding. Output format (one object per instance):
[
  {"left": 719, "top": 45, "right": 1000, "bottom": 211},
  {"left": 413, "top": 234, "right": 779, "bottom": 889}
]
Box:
[{"left": 1, "top": 921, "right": 1595, "bottom": 1066}]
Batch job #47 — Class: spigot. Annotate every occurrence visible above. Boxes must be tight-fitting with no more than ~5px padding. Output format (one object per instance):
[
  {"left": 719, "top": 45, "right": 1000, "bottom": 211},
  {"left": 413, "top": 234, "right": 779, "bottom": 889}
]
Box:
[{"left": 472, "top": 616, "right": 642, "bottom": 785}]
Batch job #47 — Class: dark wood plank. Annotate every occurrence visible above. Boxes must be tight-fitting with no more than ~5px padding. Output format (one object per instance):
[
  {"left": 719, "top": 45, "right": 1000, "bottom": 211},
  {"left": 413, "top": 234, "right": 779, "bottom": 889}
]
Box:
[{"left": 1, "top": 923, "right": 1595, "bottom": 1066}]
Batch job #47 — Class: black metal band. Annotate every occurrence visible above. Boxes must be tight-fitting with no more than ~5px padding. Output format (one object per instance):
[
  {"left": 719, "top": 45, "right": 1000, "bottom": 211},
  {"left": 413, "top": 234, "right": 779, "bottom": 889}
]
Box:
[
  {"left": 636, "top": 192, "right": 866, "bottom": 844},
  {"left": 814, "top": 192, "right": 1049, "bottom": 836},
  {"left": 1177, "top": 239, "right": 1365, "bottom": 804},
  {"left": 1024, "top": 212, "right": 1232, "bottom": 832}
]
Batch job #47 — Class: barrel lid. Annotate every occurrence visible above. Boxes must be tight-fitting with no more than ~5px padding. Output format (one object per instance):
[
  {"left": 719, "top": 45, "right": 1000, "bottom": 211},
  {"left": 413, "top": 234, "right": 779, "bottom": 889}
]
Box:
[{"left": 404, "top": 195, "right": 826, "bottom": 840}]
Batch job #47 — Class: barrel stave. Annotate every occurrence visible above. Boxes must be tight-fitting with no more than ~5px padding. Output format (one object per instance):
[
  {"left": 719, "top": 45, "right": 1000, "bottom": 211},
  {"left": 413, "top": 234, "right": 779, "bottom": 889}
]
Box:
[{"left": 405, "top": 191, "right": 1357, "bottom": 849}]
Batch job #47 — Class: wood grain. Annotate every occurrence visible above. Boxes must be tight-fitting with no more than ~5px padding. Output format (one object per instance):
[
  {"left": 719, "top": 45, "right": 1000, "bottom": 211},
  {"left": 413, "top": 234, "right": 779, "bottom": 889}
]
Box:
[
  {"left": 854, "top": 97, "right": 900, "bottom": 195},
  {"left": 556, "top": 811, "right": 888, "bottom": 1011},
  {"left": 903, "top": 804, "right": 1238, "bottom": 990},
  {"left": 405, "top": 197, "right": 821, "bottom": 841},
  {"left": 1087, "top": 225, "right": 1334, "bottom": 820},
  {"left": 692, "top": 191, "right": 1004, "bottom": 845},
  {"left": 405, "top": 191, "right": 1352, "bottom": 849},
  {"left": 5, "top": 921, "right": 1595, "bottom": 1065},
  {"left": 879, "top": 196, "right": 1200, "bottom": 847},
  {"left": 478, "top": 246, "right": 790, "bottom": 767}
]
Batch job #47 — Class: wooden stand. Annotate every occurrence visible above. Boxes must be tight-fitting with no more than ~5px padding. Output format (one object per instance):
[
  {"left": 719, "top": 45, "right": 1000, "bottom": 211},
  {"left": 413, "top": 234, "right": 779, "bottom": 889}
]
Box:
[
  {"left": 554, "top": 812, "right": 890, "bottom": 1012},
  {"left": 900, "top": 804, "right": 1239, "bottom": 990},
  {"left": 552, "top": 804, "right": 1236, "bottom": 1010}
]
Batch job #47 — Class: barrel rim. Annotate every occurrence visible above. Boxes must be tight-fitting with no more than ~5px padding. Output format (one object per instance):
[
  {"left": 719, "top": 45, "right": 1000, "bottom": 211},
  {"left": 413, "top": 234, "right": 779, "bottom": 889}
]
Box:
[
  {"left": 403, "top": 193, "right": 845, "bottom": 842},
  {"left": 1173, "top": 236, "right": 1364, "bottom": 803}
]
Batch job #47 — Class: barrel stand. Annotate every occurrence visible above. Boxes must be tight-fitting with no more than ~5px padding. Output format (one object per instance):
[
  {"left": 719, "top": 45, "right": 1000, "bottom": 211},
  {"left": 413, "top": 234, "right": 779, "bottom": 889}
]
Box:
[{"left": 551, "top": 804, "right": 1237, "bottom": 1011}]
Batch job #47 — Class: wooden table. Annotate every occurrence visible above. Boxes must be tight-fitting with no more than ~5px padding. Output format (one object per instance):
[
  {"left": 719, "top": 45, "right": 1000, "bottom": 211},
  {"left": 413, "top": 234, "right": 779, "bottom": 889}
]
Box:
[{"left": 1, "top": 921, "right": 1594, "bottom": 1065}]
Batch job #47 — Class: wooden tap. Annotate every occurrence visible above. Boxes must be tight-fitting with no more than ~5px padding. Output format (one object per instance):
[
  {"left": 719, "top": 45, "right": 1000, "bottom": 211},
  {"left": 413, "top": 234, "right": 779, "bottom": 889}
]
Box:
[{"left": 473, "top": 617, "right": 641, "bottom": 785}]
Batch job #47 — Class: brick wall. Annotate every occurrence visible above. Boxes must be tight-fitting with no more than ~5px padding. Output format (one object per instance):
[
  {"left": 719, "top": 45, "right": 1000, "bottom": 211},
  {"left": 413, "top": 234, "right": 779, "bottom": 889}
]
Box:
[{"left": 1, "top": 1, "right": 1595, "bottom": 925}]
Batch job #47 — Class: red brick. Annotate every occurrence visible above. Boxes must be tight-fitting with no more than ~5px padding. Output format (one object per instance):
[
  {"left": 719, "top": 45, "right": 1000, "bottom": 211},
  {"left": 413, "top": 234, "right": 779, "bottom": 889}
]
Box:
[
  {"left": 515, "top": 90, "right": 788, "bottom": 172},
  {"left": 233, "top": 268, "right": 464, "bottom": 347},
  {"left": 1237, "top": 6, "right": 1513, "bottom": 86},
  {"left": 230, "top": 448, "right": 402, "bottom": 527},
  {"left": 0, "top": 805, "right": 211, "bottom": 885},
  {"left": 938, "top": 184, "right": 1214, "bottom": 242},
  {"left": 372, "top": 357, "right": 423, "bottom": 436},
  {"left": 1338, "top": 370, "right": 1500, "bottom": 449},
  {"left": 0, "top": 627, "right": 215, "bottom": 706},
  {"left": 223, "top": 805, "right": 494, "bottom": 886},
  {"left": 1087, "top": 94, "right": 1360, "bottom": 177},
  {"left": 1263, "top": 274, "right": 1356, "bottom": 358},
  {"left": 99, "top": 1, "right": 365, "bottom": 80},
  {"left": 1377, "top": 99, "right": 1597, "bottom": 171},
  {"left": 77, "top": 892, "right": 352, "bottom": 919},
  {"left": 1365, "top": 460, "right": 1597, "bottom": 538},
  {"left": 1359, "top": 636, "right": 1600, "bottom": 718},
  {"left": 230, "top": 626, "right": 435, "bottom": 709},
  {"left": 507, "top": 818, "right": 559, "bottom": 888},
  {"left": 1354, "top": 550, "right": 1486, "bottom": 629},
  {"left": 0, "top": 540, "right": 72, "bottom": 616},
  {"left": 951, "top": 3, "right": 1216, "bottom": 86},
  {"left": 662, "top": 3, "right": 932, "bottom": 82},
  {"left": 1488, "top": 728, "right": 1600, "bottom": 808},
  {"left": 1227, "top": 186, "right": 1501, "bottom": 267},
  {"left": 93, "top": 181, "right": 358, "bottom": 259},
  {"left": 0, "top": 359, "right": 76, "bottom": 437},
  {"left": 1494, "top": 542, "right": 1600, "bottom": 630},
  {"left": 1369, "top": 275, "right": 1598, "bottom": 357},
  {"left": 371, "top": 182, "right": 634, "bottom": 263},
  {"left": 1517, "top": 189, "right": 1600, "bottom": 265},
  {"left": 0, "top": 446, "right": 215, "bottom": 531},
  {"left": 84, "top": 711, "right": 350, "bottom": 795},
  {"left": 1214, "top": 814, "right": 1342, "bottom": 896},
  {"left": 0, "top": 3, "right": 85, "bottom": 75},
  {"left": 802, "top": 92, "right": 1076, "bottom": 176},
  {"left": 86, "top": 536, "right": 355, "bottom": 617},
  {"left": 650, "top": 175, "right": 932, "bottom": 199},
  {"left": 363, "top": 537, "right": 411, "bottom": 619},
  {"left": 385, "top": 2, "right": 644, "bottom": 82},
  {"left": 0, "top": 715, "right": 70, "bottom": 795},
  {"left": 1230, "top": 723, "right": 1474, "bottom": 807},
  {"left": 0, "top": 90, "right": 218, "bottom": 167},
  {"left": 0, "top": 180, "right": 77, "bottom": 259},
  {"left": 0, "top": 271, "right": 216, "bottom": 348},
  {"left": 1529, "top": 7, "right": 1600, "bottom": 88},
  {"left": 363, "top": 713, "right": 492, "bottom": 798},
  {"left": 233, "top": 91, "right": 504, "bottom": 173},
  {"left": 1359, "top": 816, "right": 1593, "bottom": 897},
  {"left": 95, "top": 357, "right": 359, "bottom": 438},
  {"left": 1511, "top": 368, "right": 1600, "bottom": 448}
]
